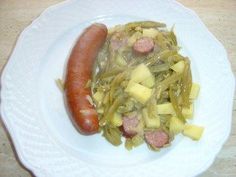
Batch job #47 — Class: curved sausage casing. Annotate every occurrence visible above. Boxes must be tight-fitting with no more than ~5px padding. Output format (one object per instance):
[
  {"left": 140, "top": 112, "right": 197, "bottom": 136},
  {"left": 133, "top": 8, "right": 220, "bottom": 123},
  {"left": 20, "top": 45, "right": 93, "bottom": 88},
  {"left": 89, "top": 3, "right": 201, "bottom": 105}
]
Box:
[{"left": 65, "top": 23, "right": 108, "bottom": 135}]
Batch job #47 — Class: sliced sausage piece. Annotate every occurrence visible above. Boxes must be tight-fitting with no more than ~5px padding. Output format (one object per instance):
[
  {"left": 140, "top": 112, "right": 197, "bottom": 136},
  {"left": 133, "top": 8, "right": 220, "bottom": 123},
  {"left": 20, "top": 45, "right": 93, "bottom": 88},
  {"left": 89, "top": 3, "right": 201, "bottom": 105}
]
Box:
[
  {"left": 133, "top": 37, "right": 154, "bottom": 55},
  {"left": 120, "top": 115, "right": 139, "bottom": 138},
  {"left": 65, "top": 23, "right": 108, "bottom": 135},
  {"left": 144, "top": 130, "right": 169, "bottom": 148}
]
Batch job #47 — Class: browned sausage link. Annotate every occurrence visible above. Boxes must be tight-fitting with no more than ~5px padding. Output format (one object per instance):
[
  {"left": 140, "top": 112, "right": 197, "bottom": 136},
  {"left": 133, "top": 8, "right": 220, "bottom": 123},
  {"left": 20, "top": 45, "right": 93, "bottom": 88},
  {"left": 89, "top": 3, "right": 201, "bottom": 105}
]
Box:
[{"left": 65, "top": 23, "right": 108, "bottom": 135}]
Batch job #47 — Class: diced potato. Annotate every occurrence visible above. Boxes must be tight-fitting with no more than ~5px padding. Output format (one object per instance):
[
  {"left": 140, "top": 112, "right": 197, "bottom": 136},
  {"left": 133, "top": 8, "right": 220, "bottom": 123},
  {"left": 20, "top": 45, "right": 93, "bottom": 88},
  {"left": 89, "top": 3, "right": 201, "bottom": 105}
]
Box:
[
  {"left": 142, "top": 108, "right": 160, "bottom": 128},
  {"left": 128, "top": 31, "right": 142, "bottom": 46},
  {"left": 131, "top": 64, "right": 153, "bottom": 83},
  {"left": 171, "top": 61, "right": 185, "bottom": 73},
  {"left": 156, "top": 102, "right": 175, "bottom": 115},
  {"left": 182, "top": 104, "right": 194, "bottom": 119},
  {"left": 93, "top": 91, "right": 104, "bottom": 103},
  {"left": 183, "top": 124, "right": 204, "bottom": 140},
  {"left": 125, "top": 81, "right": 152, "bottom": 104},
  {"left": 141, "top": 74, "right": 155, "bottom": 88},
  {"left": 142, "top": 28, "right": 159, "bottom": 38},
  {"left": 111, "top": 112, "right": 122, "bottom": 127},
  {"left": 169, "top": 116, "right": 185, "bottom": 134},
  {"left": 189, "top": 83, "right": 200, "bottom": 99},
  {"left": 125, "top": 80, "right": 136, "bottom": 92},
  {"left": 115, "top": 54, "right": 127, "bottom": 66}
]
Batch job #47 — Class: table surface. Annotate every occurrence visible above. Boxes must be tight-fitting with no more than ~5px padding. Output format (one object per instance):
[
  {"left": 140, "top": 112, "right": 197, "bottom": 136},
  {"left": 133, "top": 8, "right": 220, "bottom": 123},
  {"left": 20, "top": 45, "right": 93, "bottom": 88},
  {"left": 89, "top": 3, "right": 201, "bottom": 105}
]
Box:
[{"left": 0, "top": 0, "right": 235, "bottom": 177}]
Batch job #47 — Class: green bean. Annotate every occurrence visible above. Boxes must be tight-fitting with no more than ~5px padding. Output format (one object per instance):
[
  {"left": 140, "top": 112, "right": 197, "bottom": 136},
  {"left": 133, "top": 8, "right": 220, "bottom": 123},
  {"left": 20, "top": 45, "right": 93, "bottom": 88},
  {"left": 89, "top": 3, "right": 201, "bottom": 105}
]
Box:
[
  {"left": 109, "top": 71, "right": 129, "bottom": 102},
  {"left": 147, "top": 98, "right": 158, "bottom": 119},
  {"left": 160, "top": 115, "right": 171, "bottom": 126},
  {"left": 170, "top": 30, "right": 177, "bottom": 46},
  {"left": 156, "top": 86, "right": 162, "bottom": 100},
  {"left": 125, "top": 138, "right": 133, "bottom": 150},
  {"left": 100, "top": 94, "right": 126, "bottom": 126},
  {"left": 103, "top": 126, "right": 122, "bottom": 146},
  {"left": 113, "top": 87, "right": 123, "bottom": 98},
  {"left": 181, "top": 61, "right": 192, "bottom": 107},
  {"left": 149, "top": 63, "right": 170, "bottom": 73},
  {"left": 102, "top": 92, "right": 110, "bottom": 105},
  {"left": 131, "top": 135, "right": 144, "bottom": 147},
  {"left": 117, "top": 99, "right": 135, "bottom": 113},
  {"left": 168, "top": 54, "right": 185, "bottom": 64},
  {"left": 125, "top": 21, "right": 166, "bottom": 31},
  {"left": 156, "top": 72, "right": 182, "bottom": 92},
  {"left": 169, "top": 86, "right": 185, "bottom": 122},
  {"left": 146, "top": 50, "right": 178, "bottom": 66},
  {"left": 98, "top": 68, "right": 125, "bottom": 79}
]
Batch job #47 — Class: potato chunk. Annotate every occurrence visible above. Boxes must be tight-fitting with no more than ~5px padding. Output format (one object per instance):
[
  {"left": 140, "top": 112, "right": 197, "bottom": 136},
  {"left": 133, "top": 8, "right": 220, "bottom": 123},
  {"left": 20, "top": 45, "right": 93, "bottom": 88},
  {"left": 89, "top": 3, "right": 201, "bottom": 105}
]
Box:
[
  {"left": 141, "top": 75, "right": 155, "bottom": 88},
  {"left": 169, "top": 116, "right": 185, "bottom": 134},
  {"left": 171, "top": 61, "right": 185, "bottom": 73},
  {"left": 125, "top": 81, "right": 152, "bottom": 104},
  {"left": 156, "top": 102, "right": 175, "bottom": 115},
  {"left": 183, "top": 124, "right": 204, "bottom": 140},
  {"left": 142, "top": 108, "right": 160, "bottom": 128},
  {"left": 131, "top": 64, "right": 153, "bottom": 83},
  {"left": 182, "top": 104, "right": 194, "bottom": 119},
  {"left": 189, "top": 83, "right": 200, "bottom": 99}
]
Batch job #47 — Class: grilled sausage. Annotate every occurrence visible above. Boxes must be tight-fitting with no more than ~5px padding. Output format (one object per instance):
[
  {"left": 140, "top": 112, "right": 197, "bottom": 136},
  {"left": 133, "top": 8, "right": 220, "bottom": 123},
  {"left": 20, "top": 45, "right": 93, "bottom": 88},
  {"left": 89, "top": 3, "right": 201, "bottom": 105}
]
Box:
[{"left": 65, "top": 23, "right": 108, "bottom": 135}]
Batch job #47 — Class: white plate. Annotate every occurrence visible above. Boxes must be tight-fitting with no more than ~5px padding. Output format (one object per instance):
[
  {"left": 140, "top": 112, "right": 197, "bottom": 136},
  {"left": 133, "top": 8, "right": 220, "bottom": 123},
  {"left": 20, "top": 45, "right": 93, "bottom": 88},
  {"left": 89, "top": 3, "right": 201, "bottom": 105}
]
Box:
[{"left": 1, "top": 0, "right": 235, "bottom": 177}]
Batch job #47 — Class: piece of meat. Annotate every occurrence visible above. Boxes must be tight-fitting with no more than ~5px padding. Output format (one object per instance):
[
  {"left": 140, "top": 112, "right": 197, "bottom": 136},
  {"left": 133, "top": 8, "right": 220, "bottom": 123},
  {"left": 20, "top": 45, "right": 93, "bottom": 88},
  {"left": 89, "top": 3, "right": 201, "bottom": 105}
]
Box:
[
  {"left": 120, "top": 115, "right": 139, "bottom": 138},
  {"left": 133, "top": 37, "right": 154, "bottom": 55},
  {"left": 144, "top": 130, "right": 169, "bottom": 148},
  {"left": 65, "top": 23, "right": 108, "bottom": 135}
]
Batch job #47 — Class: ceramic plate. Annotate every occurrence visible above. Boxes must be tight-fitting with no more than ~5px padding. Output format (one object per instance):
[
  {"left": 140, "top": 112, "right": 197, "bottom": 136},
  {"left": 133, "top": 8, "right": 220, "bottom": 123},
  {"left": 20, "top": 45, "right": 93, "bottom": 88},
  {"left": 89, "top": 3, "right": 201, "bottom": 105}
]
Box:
[{"left": 1, "top": 0, "right": 235, "bottom": 177}]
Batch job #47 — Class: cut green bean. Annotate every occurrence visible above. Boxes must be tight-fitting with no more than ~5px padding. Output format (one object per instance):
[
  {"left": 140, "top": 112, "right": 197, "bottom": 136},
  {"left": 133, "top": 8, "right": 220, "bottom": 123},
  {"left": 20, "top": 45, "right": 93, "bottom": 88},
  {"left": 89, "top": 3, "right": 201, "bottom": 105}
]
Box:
[
  {"left": 169, "top": 86, "right": 185, "bottom": 123},
  {"left": 125, "top": 21, "right": 166, "bottom": 31}
]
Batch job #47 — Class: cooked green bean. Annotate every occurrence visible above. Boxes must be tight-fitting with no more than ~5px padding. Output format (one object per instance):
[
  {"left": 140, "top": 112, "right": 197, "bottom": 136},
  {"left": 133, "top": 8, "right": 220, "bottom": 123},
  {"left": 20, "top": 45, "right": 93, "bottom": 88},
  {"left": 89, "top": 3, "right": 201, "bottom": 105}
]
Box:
[
  {"left": 169, "top": 86, "right": 185, "bottom": 122},
  {"left": 156, "top": 72, "right": 182, "bottom": 92},
  {"left": 109, "top": 71, "right": 129, "bottom": 102},
  {"left": 150, "top": 63, "right": 170, "bottom": 73},
  {"left": 98, "top": 68, "right": 125, "bottom": 79},
  {"left": 181, "top": 61, "right": 192, "bottom": 107},
  {"left": 100, "top": 94, "right": 126, "bottom": 126},
  {"left": 103, "top": 126, "right": 122, "bottom": 146},
  {"left": 170, "top": 30, "right": 177, "bottom": 46},
  {"left": 146, "top": 50, "right": 178, "bottom": 66},
  {"left": 125, "top": 21, "right": 166, "bottom": 31}
]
